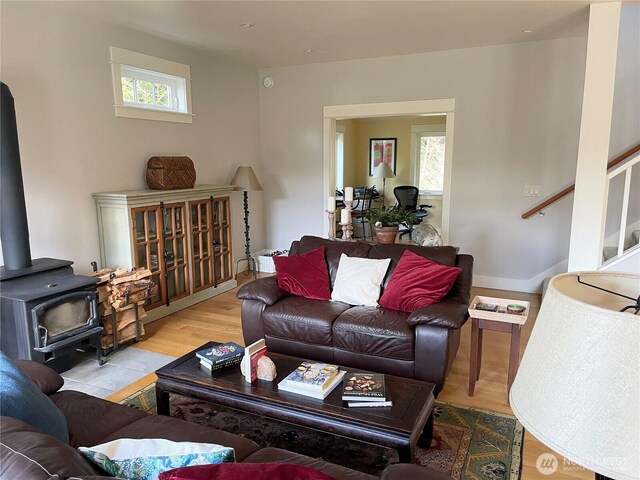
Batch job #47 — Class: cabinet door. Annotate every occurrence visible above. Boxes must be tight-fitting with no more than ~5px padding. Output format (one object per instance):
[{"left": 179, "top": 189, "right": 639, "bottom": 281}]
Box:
[
  {"left": 189, "top": 199, "right": 214, "bottom": 292},
  {"left": 131, "top": 206, "right": 164, "bottom": 309},
  {"left": 212, "top": 196, "right": 233, "bottom": 283},
  {"left": 161, "top": 202, "right": 189, "bottom": 304}
]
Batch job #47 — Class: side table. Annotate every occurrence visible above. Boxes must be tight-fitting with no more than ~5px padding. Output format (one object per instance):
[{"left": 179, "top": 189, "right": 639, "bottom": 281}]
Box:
[{"left": 467, "top": 296, "right": 530, "bottom": 401}]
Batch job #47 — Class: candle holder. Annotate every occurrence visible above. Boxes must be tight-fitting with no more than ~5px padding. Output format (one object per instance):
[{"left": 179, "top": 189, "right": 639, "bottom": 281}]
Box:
[
  {"left": 343, "top": 200, "right": 354, "bottom": 241},
  {"left": 326, "top": 210, "right": 336, "bottom": 240},
  {"left": 340, "top": 222, "right": 354, "bottom": 242}
]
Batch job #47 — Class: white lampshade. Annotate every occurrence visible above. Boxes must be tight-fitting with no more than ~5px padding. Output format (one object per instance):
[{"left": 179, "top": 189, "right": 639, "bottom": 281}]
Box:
[
  {"left": 510, "top": 271, "right": 639, "bottom": 480},
  {"left": 371, "top": 162, "right": 395, "bottom": 179},
  {"left": 230, "top": 166, "right": 263, "bottom": 191}
]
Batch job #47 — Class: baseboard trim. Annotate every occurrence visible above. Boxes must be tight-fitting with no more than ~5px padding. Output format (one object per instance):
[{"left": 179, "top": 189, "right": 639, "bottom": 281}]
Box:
[{"left": 473, "top": 259, "right": 568, "bottom": 294}]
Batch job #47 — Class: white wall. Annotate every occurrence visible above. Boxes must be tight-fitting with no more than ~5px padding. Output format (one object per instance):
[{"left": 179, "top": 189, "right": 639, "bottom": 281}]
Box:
[
  {"left": 259, "top": 38, "right": 587, "bottom": 288},
  {"left": 0, "top": 2, "right": 263, "bottom": 273}
]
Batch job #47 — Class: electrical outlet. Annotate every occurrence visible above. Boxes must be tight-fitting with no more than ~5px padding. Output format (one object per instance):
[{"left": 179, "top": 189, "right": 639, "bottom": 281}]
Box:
[{"left": 524, "top": 185, "right": 541, "bottom": 197}]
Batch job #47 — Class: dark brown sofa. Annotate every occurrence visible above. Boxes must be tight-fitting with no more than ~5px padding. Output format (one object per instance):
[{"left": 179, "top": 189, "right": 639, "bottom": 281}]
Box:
[
  {"left": 1, "top": 359, "right": 452, "bottom": 480},
  {"left": 238, "top": 236, "right": 473, "bottom": 394}
]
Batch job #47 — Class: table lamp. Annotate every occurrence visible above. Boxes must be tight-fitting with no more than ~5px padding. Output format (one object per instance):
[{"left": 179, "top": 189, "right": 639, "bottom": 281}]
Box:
[
  {"left": 510, "top": 271, "right": 639, "bottom": 480},
  {"left": 230, "top": 166, "right": 263, "bottom": 278},
  {"left": 371, "top": 162, "right": 395, "bottom": 208}
]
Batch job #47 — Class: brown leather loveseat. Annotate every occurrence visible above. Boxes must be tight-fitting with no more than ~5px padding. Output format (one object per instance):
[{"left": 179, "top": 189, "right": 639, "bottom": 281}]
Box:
[{"left": 238, "top": 236, "right": 473, "bottom": 394}]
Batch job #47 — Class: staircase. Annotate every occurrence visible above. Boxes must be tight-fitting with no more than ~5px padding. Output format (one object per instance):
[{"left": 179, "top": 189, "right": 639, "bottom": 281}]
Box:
[{"left": 603, "top": 230, "right": 640, "bottom": 262}]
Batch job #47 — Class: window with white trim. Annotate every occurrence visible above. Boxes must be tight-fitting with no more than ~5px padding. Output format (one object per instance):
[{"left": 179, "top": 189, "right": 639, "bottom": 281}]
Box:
[
  {"left": 110, "top": 47, "right": 193, "bottom": 123},
  {"left": 411, "top": 125, "right": 446, "bottom": 196}
]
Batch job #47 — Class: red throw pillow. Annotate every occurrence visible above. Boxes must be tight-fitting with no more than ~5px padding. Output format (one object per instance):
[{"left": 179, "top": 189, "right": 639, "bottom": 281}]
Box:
[
  {"left": 159, "top": 463, "right": 336, "bottom": 480},
  {"left": 379, "top": 250, "right": 462, "bottom": 312},
  {"left": 273, "top": 247, "right": 331, "bottom": 301}
]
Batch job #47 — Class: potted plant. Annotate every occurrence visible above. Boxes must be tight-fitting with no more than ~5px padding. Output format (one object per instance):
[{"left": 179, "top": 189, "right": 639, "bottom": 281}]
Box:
[{"left": 364, "top": 207, "right": 417, "bottom": 244}]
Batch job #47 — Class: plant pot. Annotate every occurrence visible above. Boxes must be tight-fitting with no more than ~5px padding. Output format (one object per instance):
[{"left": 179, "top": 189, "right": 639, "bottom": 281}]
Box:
[{"left": 375, "top": 226, "right": 399, "bottom": 244}]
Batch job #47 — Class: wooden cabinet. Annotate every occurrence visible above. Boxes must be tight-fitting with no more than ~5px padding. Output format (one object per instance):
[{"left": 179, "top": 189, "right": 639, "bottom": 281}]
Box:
[{"left": 93, "top": 185, "right": 235, "bottom": 322}]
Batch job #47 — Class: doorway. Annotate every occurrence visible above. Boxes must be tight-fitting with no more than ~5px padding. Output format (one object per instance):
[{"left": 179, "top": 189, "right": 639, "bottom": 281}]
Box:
[{"left": 323, "top": 99, "right": 455, "bottom": 244}]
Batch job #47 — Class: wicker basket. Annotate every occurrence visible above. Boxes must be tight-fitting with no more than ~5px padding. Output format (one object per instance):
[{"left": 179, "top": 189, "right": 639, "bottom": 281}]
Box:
[{"left": 146, "top": 156, "right": 196, "bottom": 190}]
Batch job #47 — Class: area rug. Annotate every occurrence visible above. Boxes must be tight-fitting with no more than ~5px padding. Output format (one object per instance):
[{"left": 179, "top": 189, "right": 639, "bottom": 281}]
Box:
[{"left": 121, "top": 384, "right": 523, "bottom": 479}]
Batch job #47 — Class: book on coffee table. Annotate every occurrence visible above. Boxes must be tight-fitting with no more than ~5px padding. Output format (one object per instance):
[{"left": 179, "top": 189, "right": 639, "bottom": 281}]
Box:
[
  {"left": 196, "top": 342, "right": 243, "bottom": 366},
  {"left": 242, "top": 339, "right": 267, "bottom": 383},
  {"left": 342, "top": 373, "right": 387, "bottom": 402},
  {"left": 281, "top": 361, "right": 341, "bottom": 392},
  {"left": 278, "top": 369, "right": 346, "bottom": 399},
  {"left": 200, "top": 356, "right": 243, "bottom": 371}
]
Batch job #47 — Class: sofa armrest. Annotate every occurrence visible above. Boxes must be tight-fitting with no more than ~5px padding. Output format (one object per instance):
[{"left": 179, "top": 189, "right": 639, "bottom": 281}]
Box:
[
  {"left": 407, "top": 302, "right": 469, "bottom": 330},
  {"left": 14, "top": 359, "right": 64, "bottom": 395},
  {"left": 236, "top": 276, "right": 288, "bottom": 306}
]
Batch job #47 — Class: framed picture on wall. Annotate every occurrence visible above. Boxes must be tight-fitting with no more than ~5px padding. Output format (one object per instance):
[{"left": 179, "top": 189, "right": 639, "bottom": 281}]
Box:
[{"left": 369, "top": 138, "right": 397, "bottom": 176}]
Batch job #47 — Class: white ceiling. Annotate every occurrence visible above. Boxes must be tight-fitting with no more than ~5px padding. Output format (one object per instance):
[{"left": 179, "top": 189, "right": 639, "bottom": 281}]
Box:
[{"left": 67, "top": 0, "right": 599, "bottom": 68}]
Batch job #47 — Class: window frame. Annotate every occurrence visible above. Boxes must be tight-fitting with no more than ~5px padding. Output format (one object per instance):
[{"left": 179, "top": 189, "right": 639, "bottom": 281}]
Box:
[
  {"left": 110, "top": 46, "right": 193, "bottom": 124},
  {"left": 410, "top": 124, "right": 446, "bottom": 197}
]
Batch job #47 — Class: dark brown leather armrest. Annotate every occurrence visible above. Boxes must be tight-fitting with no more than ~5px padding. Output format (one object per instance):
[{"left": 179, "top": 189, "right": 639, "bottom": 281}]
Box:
[
  {"left": 407, "top": 302, "right": 469, "bottom": 330},
  {"left": 14, "top": 359, "right": 64, "bottom": 395},
  {"left": 380, "top": 464, "right": 454, "bottom": 480},
  {"left": 236, "top": 276, "right": 288, "bottom": 306}
]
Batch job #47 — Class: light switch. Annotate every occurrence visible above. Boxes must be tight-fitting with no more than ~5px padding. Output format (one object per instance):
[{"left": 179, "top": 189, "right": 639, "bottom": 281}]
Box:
[{"left": 524, "top": 185, "right": 541, "bottom": 197}]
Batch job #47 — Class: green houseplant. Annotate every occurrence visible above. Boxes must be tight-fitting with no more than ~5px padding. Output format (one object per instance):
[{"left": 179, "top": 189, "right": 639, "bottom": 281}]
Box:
[{"left": 365, "top": 207, "right": 417, "bottom": 244}]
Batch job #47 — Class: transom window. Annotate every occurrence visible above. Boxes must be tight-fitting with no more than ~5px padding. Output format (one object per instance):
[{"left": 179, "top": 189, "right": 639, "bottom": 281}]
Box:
[{"left": 110, "top": 47, "right": 193, "bottom": 124}]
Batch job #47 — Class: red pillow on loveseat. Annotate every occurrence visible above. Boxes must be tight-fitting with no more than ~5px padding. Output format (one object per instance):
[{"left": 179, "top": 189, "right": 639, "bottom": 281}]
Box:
[
  {"left": 273, "top": 247, "right": 331, "bottom": 301},
  {"left": 379, "top": 250, "right": 462, "bottom": 312},
  {"left": 159, "top": 463, "right": 336, "bottom": 480}
]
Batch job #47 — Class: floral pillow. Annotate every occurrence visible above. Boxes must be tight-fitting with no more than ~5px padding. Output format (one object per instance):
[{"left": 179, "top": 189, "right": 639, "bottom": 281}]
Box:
[{"left": 79, "top": 438, "right": 235, "bottom": 480}]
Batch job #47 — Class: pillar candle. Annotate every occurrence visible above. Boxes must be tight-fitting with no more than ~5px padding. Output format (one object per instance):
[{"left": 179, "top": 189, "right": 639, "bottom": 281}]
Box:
[
  {"left": 340, "top": 208, "right": 350, "bottom": 224},
  {"left": 344, "top": 187, "right": 354, "bottom": 202},
  {"left": 328, "top": 196, "right": 336, "bottom": 212}
]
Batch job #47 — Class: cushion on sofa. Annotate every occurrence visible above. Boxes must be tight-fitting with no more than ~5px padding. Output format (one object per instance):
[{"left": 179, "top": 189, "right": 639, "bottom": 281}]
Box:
[
  {"left": 379, "top": 250, "right": 462, "bottom": 313},
  {"left": 368, "top": 244, "right": 458, "bottom": 288},
  {"left": 333, "top": 307, "right": 415, "bottom": 360},
  {"left": 50, "top": 390, "right": 148, "bottom": 448},
  {"left": 273, "top": 247, "right": 331, "bottom": 301},
  {"left": 79, "top": 438, "right": 235, "bottom": 480},
  {"left": 331, "top": 255, "right": 391, "bottom": 306},
  {"left": 0, "top": 352, "right": 69, "bottom": 443},
  {"left": 0, "top": 417, "right": 103, "bottom": 478},
  {"left": 159, "top": 463, "right": 336, "bottom": 480},
  {"left": 263, "top": 296, "right": 351, "bottom": 347},
  {"left": 242, "top": 447, "right": 376, "bottom": 480},
  {"left": 295, "top": 236, "right": 372, "bottom": 288},
  {"left": 102, "top": 415, "right": 260, "bottom": 462},
  {"left": 14, "top": 359, "right": 64, "bottom": 394}
]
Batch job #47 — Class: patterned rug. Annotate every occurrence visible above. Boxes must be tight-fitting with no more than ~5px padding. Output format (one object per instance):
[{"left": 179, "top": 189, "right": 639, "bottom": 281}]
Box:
[{"left": 121, "top": 384, "right": 523, "bottom": 479}]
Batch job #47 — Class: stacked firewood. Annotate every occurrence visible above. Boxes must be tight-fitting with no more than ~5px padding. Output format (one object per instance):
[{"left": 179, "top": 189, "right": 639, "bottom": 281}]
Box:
[{"left": 89, "top": 268, "right": 158, "bottom": 349}]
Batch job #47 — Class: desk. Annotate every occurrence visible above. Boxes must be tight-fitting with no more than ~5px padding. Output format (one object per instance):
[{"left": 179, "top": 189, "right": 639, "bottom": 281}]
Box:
[{"left": 467, "top": 296, "right": 530, "bottom": 401}]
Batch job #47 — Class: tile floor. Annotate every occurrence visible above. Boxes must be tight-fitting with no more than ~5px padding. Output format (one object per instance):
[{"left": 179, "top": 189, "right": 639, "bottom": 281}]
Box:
[{"left": 59, "top": 346, "right": 175, "bottom": 398}]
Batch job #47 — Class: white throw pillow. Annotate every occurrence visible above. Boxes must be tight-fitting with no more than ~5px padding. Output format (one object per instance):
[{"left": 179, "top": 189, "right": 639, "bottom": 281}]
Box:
[
  {"left": 79, "top": 438, "right": 235, "bottom": 480},
  {"left": 331, "top": 254, "right": 391, "bottom": 306}
]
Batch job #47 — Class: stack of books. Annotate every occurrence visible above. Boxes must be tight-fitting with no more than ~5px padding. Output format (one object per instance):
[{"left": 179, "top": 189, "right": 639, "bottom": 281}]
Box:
[
  {"left": 196, "top": 342, "right": 244, "bottom": 371},
  {"left": 342, "top": 373, "right": 392, "bottom": 407},
  {"left": 278, "top": 361, "right": 346, "bottom": 399}
]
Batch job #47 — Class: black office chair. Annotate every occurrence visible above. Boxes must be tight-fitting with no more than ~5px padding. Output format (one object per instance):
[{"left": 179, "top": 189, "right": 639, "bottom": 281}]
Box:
[{"left": 393, "top": 186, "right": 432, "bottom": 239}]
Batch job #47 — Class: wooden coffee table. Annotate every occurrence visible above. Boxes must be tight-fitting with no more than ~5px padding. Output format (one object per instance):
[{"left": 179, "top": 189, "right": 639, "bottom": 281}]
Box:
[{"left": 155, "top": 342, "right": 436, "bottom": 462}]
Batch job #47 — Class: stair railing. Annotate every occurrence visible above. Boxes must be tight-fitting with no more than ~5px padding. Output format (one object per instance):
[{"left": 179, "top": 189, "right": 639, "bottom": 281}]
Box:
[
  {"left": 521, "top": 143, "right": 640, "bottom": 219},
  {"left": 599, "top": 148, "right": 640, "bottom": 267}
]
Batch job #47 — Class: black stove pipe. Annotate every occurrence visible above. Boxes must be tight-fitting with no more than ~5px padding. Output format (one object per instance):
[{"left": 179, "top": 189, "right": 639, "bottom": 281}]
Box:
[{"left": 1, "top": 82, "right": 32, "bottom": 270}]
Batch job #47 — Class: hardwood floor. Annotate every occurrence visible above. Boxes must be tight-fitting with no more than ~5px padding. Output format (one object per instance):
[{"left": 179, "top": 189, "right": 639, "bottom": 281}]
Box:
[{"left": 107, "top": 273, "right": 593, "bottom": 479}]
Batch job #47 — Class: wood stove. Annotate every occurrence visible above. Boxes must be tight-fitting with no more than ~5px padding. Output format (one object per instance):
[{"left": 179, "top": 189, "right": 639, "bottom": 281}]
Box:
[{"left": 0, "top": 82, "right": 102, "bottom": 371}]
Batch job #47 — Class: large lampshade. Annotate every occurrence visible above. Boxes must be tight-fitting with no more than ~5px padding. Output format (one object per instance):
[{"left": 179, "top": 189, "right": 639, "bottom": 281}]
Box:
[
  {"left": 230, "top": 166, "right": 263, "bottom": 192},
  {"left": 510, "top": 271, "right": 639, "bottom": 480}
]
